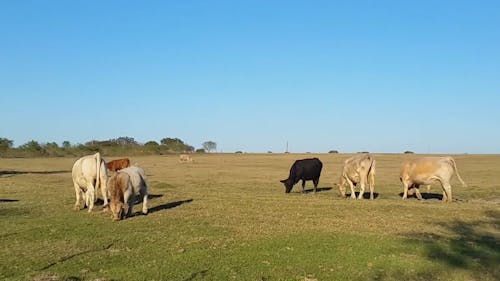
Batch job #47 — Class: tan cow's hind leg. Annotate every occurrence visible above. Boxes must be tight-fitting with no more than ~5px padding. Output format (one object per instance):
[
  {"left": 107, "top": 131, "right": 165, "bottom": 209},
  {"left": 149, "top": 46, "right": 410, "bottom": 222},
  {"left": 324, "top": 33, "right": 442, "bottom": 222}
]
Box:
[
  {"left": 346, "top": 178, "right": 356, "bottom": 199},
  {"left": 443, "top": 183, "right": 452, "bottom": 203},
  {"left": 86, "top": 183, "right": 95, "bottom": 212},
  {"left": 357, "top": 177, "right": 366, "bottom": 200},
  {"left": 74, "top": 183, "right": 81, "bottom": 210},
  {"left": 414, "top": 185, "right": 423, "bottom": 200}
]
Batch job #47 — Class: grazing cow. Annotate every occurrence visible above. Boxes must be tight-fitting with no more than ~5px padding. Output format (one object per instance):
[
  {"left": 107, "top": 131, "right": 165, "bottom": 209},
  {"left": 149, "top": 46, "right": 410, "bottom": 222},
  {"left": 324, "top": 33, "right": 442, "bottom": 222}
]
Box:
[
  {"left": 106, "top": 158, "right": 130, "bottom": 172},
  {"left": 280, "top": 158, "right": 323, "bottom": 193},
  {"left": 108, "top": 165, "right": 148, "bottom": 220},
  {"left": 400, "top": 156, "right": 466, "bottom": 202},
  {"left": 72, "top": 152, "right": 108, "bottom": 212},
  {"left": 338, "top": 154, "right": 376, "bottom": 199},
  {"left": 179, "top": 154, "right": 193, "bottom": 163}
]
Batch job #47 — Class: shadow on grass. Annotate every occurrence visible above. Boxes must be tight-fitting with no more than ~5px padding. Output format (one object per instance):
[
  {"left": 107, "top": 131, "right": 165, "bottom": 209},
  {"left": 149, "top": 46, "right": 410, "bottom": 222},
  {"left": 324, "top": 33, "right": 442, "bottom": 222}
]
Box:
[
  {"left": 0, "top": 170, "right": 70, "bottom": 177},
  {"left": 303, "top": 187, "right": 333, "bottom": 193},
  {"left": 398, "top": 192, "right": 443, "bottom": 200},
  {"left": 148, "top": 199, "right": 193, "bottom": 214},
  {"left": 344, "top": 192, "right": 380, "bottom": 199},
  {"left": 402, "top": 210, "right": 499, "bottom": 281},
  {"left": 0, "top": 199, "right": 19, "bottom": 203}
]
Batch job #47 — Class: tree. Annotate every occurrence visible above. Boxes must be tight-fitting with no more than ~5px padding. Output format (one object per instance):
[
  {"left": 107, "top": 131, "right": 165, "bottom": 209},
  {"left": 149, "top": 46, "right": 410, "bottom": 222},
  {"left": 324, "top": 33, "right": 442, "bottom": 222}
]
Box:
[
  {"left": 62, "top": 141, "right": 71, "bottom": 149},
  {"left": 19, "top": 140, "right": 46, "bottom": 156},
  {"left": 144, "top": 141, "right": 159, "bottom": 147},
  {"left": 0, "top": 138, "right": 13, "bottom": 152},
  {"left": 160, "top": 137, "right": 193, "bottom": 152},
  {"left": 202, "top": 141, "right": 217, "bottom": 153}
]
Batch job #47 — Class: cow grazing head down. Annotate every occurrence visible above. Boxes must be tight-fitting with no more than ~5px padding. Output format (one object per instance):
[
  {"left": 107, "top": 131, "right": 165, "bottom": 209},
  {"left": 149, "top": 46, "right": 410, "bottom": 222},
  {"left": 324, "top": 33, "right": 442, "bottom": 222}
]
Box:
[
  {"left": 280, "top": 158, "right": 323, "bottom": 194},
  {"left": 107, "top": 172, "right": 130, "bottom": 221},
  {"left": 110, "top": 201, "right": 125, "bottom": 221},
  {"left": 280, "top": 179, "right": 294, "bottom": 193}
]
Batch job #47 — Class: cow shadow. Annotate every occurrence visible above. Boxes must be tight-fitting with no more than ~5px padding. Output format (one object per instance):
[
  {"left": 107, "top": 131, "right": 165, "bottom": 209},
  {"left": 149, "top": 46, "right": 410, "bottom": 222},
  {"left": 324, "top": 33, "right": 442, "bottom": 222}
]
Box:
[
  {"left": 345, "top": 192, "right": 380, "bottom": 199},
  {"left": 398, "top": 192, "right": 443, "bottom": 200},
  {"left": 147, "top": 199, "right": 194, "bottom": 214},
  {"left": 303, "top": 187, "right": 333, "bottom": 194}
]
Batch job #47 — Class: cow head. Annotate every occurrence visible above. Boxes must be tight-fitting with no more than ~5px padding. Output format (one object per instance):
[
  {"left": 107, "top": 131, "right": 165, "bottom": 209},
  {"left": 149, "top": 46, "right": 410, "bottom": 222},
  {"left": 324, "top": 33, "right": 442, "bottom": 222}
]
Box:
[
  {"left": 280, "top": 179, "right": 294, "bottom": 193},
  {"left": 109, "top": 200, "right": 125, "bottom": 221}
]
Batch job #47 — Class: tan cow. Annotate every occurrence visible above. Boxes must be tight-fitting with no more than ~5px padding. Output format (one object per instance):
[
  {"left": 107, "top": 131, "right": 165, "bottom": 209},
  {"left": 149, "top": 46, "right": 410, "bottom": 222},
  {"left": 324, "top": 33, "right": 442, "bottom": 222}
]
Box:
[
  {"left": 400, "top": 156, "right": 466, "bottom": 203},
  {"left": 179, "top": 154, "right": 193, "bottom": 163},
  {"left": 338, "top": 154, "right": 376, "bottom": 199},
  {"left": 72, "top": 152, "right": 108, "bottom": 212}
]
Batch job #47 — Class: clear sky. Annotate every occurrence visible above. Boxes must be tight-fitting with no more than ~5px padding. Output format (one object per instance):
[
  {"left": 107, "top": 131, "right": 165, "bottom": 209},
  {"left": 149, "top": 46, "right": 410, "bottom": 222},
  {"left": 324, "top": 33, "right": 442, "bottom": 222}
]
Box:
[{"left": 1, "top": 1, "right": 499, "bottom": 153}]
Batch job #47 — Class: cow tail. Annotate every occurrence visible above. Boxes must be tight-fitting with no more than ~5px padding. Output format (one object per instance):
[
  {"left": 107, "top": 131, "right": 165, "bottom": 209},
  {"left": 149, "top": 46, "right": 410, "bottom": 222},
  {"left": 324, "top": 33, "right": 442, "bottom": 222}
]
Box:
[
  {"left": 95, "top": 152, "right": 101, "bottom": 195},
  {"left": 367, "top": 156, "right": 376, "bottom": 188},
  {"left": 449, "top": 157, "right": 467, "bottom": 187}
]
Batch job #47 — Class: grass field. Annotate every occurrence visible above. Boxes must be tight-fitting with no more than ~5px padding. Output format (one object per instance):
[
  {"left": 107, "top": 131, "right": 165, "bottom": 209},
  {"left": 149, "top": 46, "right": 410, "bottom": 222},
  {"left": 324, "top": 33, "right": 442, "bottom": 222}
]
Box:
[{"left": 0, "top": 153, "right": 499, "bottom": 281}]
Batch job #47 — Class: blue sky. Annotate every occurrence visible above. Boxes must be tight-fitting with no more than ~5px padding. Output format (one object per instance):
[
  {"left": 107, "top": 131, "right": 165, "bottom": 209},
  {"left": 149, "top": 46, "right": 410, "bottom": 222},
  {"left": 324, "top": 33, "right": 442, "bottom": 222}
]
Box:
[{"left": 1, "top": 1, "right": 499, "bottom": 153}]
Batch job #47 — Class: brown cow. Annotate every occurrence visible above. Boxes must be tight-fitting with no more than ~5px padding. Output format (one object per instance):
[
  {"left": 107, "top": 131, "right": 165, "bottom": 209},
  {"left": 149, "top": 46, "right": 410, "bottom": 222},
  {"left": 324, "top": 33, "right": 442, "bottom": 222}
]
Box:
[
  {"left": 400, "top": 156, "right": 466, "bottom": 203},
  {"left": 106, "top": 158, "right": 130, "bottom": 172}
]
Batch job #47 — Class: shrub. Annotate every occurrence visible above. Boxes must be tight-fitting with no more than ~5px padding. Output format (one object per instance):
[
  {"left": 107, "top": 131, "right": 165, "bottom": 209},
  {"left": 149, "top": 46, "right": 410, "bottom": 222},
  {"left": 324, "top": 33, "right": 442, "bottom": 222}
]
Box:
[{"left": 328, "top": 150, "right": 339, "bottom": 154}]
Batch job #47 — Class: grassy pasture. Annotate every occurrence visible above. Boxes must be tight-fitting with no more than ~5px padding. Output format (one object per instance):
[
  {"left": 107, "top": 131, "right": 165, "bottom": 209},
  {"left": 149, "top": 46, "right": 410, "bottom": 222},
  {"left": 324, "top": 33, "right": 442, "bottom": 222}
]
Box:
[{"left": 0, "top": 153, "right": 499, "bottom": 281}]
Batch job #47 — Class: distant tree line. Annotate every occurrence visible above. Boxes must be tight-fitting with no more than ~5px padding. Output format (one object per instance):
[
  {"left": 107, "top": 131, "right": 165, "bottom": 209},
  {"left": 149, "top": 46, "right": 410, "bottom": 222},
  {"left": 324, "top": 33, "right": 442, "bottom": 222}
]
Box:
[{"left": 0, "top": 137, "right": 216, "bottom": 158}]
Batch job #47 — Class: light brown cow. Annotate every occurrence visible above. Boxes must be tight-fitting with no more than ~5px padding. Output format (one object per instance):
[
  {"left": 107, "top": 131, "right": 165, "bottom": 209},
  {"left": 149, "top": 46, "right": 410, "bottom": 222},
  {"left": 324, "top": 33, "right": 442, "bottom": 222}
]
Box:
[
  {"left": 107, "top": 165, "right": 148, "bottom": 220},
  {"left": 179, "top": 154, "right": 193, "bottom": 163},
  {"left": 400, "top": 156, "right": 466, "bottom": 203},
  {"left": 106, "top": 158, "right": 130, "bottom": 172},
  {"left": 338, "top": 154, "right": 376, "bottom": 199}
]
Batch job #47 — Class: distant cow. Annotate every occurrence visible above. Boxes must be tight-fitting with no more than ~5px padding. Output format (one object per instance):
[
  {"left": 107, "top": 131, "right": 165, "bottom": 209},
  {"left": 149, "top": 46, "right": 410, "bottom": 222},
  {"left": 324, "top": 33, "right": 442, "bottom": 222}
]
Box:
[
  {"left": 338, "top": 154, "right": 376, "bottom": 199},
  {"left": 179, "top": 154, "right": 193, "bottom": 163},
  {"left": 280, "top": 158, "right": 323, "bottom": 193},
  {"left": 107, "top": 165, "right": 148, "bottom": 220},
  {"left": 72, "top": 152, "right": 108, "bottom": 212},
  {"left": 106, "top": 158, "right": 130, "bottom": 172},
  {"left": 400, "top": 156, "right": 466, "bottom": 202}
]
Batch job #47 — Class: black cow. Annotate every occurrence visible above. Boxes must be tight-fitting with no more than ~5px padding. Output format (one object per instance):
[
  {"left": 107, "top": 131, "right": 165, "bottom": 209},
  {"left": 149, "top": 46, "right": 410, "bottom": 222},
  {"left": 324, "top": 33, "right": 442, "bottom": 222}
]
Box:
[{"left": 280, "top": 158, "right": 323, "bottom": 193}]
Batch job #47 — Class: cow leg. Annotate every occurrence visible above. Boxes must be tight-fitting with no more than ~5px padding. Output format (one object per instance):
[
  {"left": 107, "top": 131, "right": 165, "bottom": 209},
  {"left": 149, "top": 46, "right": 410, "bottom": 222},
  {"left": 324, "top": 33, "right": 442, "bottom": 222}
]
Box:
[
  {"left": 140, "top": 187, "right": 148, "bottom": 215},
  {"left": 301, "top": 180, "right": 306, "bottom": 193},
  {"left": 442, "top": 189, "right": 448, "bottom": 202},
  {"left": 402, "top": 181, "right": 410, "bottom": 200},
  {"left": 312, "top": 178, "right": 319, "bottom": 193},
  {"left": 368, "top": 182, "right": 374, "bottom": 200},
  {"left": 73, "top": 183, "right": 82, "bottom": 210},
  {"left": 413, "top": 184, "right": 423, "bottom": 200},
  {"left": 442, "top": 183, "right": 452, "bottom": 203},
  {"left": 124, "top": 189, "right": 133, "bottom": 218},
  {"left": 346, "top": 178, "right": 356, "bottom": 199},
  {"left": 86, "top": 182, "right": 96, "bottom": 212},
  {"left": 357, "top": 176, "right": 366, "bottom": 199}
]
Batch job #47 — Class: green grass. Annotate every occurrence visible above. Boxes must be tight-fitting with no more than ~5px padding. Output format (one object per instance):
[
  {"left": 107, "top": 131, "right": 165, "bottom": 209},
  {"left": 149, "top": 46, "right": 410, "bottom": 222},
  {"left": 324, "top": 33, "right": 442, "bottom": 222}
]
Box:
[{"left": 0, "top": 154, "right": 499, "bottom": 280}]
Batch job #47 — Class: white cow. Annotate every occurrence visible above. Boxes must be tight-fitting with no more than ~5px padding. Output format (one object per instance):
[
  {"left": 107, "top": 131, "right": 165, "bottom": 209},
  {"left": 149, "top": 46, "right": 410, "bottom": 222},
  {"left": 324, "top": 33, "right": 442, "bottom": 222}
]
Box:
[
  {"left": 338, "top": 154, "right": 376, "bottom": 199},
  {"left": 400, "top": 156, "right": 466, "bottom": 203},
  {"left": 108, "top": 165, "right": 148, "bottom": 220},
  {"left": 72, "top": 152, "right": 109, "bottom": 212}
]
